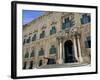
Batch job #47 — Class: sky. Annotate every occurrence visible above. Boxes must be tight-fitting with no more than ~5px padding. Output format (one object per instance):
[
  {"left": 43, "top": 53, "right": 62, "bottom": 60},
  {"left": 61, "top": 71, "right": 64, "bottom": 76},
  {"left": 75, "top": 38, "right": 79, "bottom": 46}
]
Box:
[{"left": 22, "top": 10, "right": 45, "bottom": 25}]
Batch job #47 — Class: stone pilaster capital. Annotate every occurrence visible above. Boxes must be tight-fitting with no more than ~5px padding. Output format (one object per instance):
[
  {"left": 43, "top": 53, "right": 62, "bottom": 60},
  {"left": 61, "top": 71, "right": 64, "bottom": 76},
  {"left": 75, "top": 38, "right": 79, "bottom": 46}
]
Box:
[
  {"left": 56, "top": 36, "right": 64, "bottom": 43},
  {"left": 76, "top": 34, "right": 81, "bottom": 39}
]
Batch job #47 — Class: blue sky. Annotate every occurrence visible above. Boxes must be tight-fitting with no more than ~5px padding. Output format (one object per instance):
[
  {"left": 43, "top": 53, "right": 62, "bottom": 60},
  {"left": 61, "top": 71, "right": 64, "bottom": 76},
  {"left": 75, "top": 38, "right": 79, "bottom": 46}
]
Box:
[{"left": 22, "top": 10, "right": 45, "bottom": 25}]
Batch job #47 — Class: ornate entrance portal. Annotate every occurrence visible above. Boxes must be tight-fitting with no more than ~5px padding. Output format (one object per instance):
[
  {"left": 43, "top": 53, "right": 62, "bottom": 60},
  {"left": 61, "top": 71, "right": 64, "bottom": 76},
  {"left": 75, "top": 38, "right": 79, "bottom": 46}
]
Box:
[{"left": 64, "top": 40, "right": 77, "bottom": 63}]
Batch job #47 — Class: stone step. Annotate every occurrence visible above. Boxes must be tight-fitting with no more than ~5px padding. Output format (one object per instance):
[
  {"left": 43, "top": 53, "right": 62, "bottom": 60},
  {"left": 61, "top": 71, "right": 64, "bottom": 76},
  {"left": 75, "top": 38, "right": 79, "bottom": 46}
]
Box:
[{"left": 38, "top": 63, "right": 89, "bottom": 69}]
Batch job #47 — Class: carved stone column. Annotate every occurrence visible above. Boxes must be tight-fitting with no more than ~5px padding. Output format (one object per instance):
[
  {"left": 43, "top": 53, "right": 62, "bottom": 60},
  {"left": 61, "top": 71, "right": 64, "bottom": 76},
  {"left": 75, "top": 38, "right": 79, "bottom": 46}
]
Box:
[
  {"left": 56, "top": 37, "right": 63, "bottom": 64},
  {"left": 59, "top": 38, "right": 63, "bottom": 64},
  {"left": 44, "top": 39, "right": 49, "bottom": 65},
  {"left": 77, "top": 36, "right": 83, "bottom": 63},
  {"left": 73, "top": 36, "right": 79, "bottom": 61},
  {"left": 28, "top": 47, "right": 31, "bottom": 69}
]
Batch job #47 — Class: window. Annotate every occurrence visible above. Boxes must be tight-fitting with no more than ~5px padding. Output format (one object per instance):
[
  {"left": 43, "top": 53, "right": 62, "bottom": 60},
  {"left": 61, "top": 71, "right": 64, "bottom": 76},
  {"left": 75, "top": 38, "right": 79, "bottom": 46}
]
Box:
[
  {"left": 32, "top": 34, "right": 36, "bottom": 41},
  {"left": 81, "top": 14, "right": 91, "bottom": 24},
  {"left": 29, "top": 61, "right": 33, "bottom": 69},
  {"left": 40, "top": 31, "right": 45, "bottom": 39},
  {"left": 39, "top": 48, "right": 44, "bottom": 56},
  {"left": 62, "top": 17, "right": 74, "bottom": 30},
  {"left": 39, "top": 60, "right": 43, "bottom": 66},
  {"left": 50, "top": 26, "right": 56, "bottom": 35},
  {"left": 23, "top": 62, "right": 27, "bottom": 69},
  {"left": 85, "top": 36, "right": 91, "bottom": 48},
  {"left": 24, "top": 52, "right": 29, "bottom": 58},
  {"left": 23, "top": 39, "right": 26, "bottom": 45},
  {"left": 30, "top": 50, "right": 34, "bottom": 57},
  {"left": 50, "top": 45, "right": 57, "bottom": 54},
  {"left": 26, "top": 37, "right": 31, "bottom": 43},
  {"left": 47, "top": 58, "right": 56, "bottom": 64}
]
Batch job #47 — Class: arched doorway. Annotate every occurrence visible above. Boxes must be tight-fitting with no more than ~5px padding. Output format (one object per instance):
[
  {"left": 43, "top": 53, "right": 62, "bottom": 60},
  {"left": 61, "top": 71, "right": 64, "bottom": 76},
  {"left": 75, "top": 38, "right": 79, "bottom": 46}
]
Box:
[{"left": 64, "top": 40, "right": 76, "bottom": 63}]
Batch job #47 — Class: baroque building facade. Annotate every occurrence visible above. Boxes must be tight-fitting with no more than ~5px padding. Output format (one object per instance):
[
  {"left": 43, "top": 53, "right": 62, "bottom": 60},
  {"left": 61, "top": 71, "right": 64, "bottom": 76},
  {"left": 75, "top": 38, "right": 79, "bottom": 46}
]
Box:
[{"left": 22, "top": 12, "right": 91, "bottom": 69}]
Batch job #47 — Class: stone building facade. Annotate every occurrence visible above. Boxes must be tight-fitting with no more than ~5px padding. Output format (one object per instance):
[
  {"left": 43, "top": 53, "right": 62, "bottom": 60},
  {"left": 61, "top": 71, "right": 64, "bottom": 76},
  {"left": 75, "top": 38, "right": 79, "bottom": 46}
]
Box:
[{"left": 22, "top": 12, "right": 91, "bottom": 69}]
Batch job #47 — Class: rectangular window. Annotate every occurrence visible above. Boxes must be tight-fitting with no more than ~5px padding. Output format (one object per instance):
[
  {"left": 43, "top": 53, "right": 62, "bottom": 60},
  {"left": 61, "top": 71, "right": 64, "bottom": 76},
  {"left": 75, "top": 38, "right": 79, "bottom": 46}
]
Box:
[
  {"left": 30, "top": 50, "right": 34, "bottom": 57},
  {"left": 26, "top": 37, "right": 31, "bottom": 43},
  {"left": 81, "top": 14, "right": 91, "bottom": 24},
  {"left": 40, "top": 31, "right": 45, "bottom": 39},
  {"left": 47, "top": 58, "right": 56, "bottom": 64},
  {"left": 24, "top": 52, "right": 29, "bottom": 58},
  {"left": 62, "top": 17, "right": 74, "bottom": 30},
  {"left": 23, "top": 62, "right": 27, "bottom": 69},
  {"left": 87, "top": 36, "right": 91, "bottom": 48},
  {"left": 23, "top": 39, "right": 26, "bottom": 45},
  {"left": 50, "top": 26, "right": 56, "bottom": 35},
  {"left": 32, "top": 34, "right": 36, "bottom": 41},
  {"left": 39, "top": 48, "right": 44, "bottom": 56},
  {"left": 29, "top": 61, "right": 33, "bottom": 69},
  {"left": 85, "top": 36, "right": 91, "bottom": 48}
]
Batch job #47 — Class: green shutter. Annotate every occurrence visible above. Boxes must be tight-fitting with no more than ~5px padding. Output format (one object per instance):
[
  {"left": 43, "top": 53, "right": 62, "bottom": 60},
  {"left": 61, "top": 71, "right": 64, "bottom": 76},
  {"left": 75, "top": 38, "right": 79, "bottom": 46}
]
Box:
[
  {"left": 50, "top": 30, "right": 52, "bottom": 35},
  {"left": 32, "top": 34, "right": 36, "bottom": 41},
  {"left": 50, "top": 26, "right": 56, "bottom": 35},
  {"left": 25, "top": 52, "right": 29, "bottom": 58},
  {"left": 40, "top": 31, "right": 45, "bottom": 39},
  {"left": 30, "top": 51, "right": 34, "bottom": 57},
  {"left": 50, "top": 46, "right": 56, "bottom": 54},
  {"left": 39, "top": 48, "right": 44, "bottom": 56},
  {"left": 27, "top": 37, "right": 31, "bottom": 43}
]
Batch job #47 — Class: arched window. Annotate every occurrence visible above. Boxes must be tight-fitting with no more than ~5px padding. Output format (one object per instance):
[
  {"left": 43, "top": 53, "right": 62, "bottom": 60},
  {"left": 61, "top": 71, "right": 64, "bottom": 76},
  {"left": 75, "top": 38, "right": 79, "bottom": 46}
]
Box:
[
  {"left": 39, "top": 48, "right": 44, "bottom": 56},
  {"left": 30, "top": 50, "right": 34, "bottom": 57},
  {"left": 50, "top": 45, "right": 57, "bottom": 54},
  {"left": 62, "top": 17, "right": 74, "bottom": 30},
  {"left": 24, "top": 52, "right": 29, "bottom": 58},
  {"left": 80, "top": 14, "right": 91, "bottom": 24},
  {"left": 50, "top": 26, "right": 56, "bottom": 35}
]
